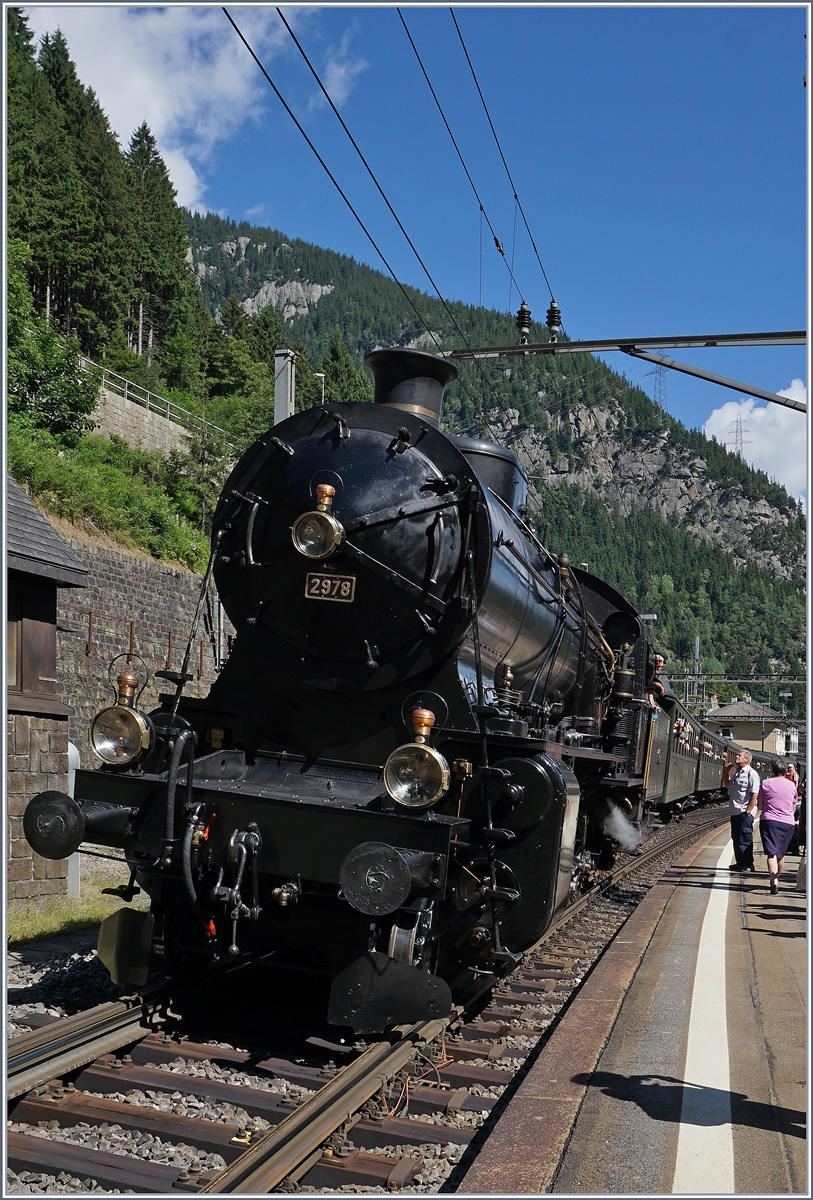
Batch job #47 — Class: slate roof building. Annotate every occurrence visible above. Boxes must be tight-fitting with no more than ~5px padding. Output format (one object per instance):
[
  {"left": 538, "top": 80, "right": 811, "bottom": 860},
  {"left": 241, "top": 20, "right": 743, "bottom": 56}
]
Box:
[
  {"left": 704, "top": 696, "right": 801, "bottom": 760},
  {"left": 7, "top": 475, "right": 89, "bottom": 589},
  {"left": 6, "top": 475, "right": 88, "bottom": 904}
]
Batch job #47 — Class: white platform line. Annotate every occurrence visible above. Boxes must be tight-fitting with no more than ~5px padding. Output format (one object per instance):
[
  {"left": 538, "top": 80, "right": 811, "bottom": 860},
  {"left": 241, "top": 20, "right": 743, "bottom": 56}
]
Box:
[{"left": 671, "top": 840, "right": 735, "bottom": 1194}]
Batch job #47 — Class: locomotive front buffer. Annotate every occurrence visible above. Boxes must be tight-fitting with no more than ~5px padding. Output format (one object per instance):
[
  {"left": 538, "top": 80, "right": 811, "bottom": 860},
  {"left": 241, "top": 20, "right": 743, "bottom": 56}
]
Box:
[{"left": 25, "top": 678, "right": 579, "bottom": 1034}]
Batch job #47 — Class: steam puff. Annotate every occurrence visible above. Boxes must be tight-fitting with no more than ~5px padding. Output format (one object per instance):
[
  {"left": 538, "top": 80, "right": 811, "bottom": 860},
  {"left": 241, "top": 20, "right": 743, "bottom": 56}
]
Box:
[{"left": 602, "top": 805, "right": 644, "bottom": 851}]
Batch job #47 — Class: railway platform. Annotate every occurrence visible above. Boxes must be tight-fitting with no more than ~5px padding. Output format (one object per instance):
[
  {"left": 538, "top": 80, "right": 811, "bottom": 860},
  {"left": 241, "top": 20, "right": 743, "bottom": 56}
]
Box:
[{"left": 457, "top": 822, "right": 806, "bottom": 1195}]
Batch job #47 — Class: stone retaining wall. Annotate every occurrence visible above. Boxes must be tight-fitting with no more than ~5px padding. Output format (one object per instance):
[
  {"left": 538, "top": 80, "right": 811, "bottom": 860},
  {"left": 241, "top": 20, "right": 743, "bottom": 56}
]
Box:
[
  {"left": 7, "top": 714, "right": 70, "bottom": 903},
  {"left": 57, "top": 539, "right": 235, "bottom": 769},
  {"left": 7, "top": 537, "right": 238, "bottom": 907},
  {"left": 93, "top": 386, "right": 191, "bottom": 456}
]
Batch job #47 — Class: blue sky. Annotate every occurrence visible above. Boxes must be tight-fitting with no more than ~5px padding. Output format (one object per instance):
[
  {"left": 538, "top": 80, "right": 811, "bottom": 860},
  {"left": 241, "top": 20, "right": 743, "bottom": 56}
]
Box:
[{"left": 22, "top": 4, "right": 810, "bottom": 501}]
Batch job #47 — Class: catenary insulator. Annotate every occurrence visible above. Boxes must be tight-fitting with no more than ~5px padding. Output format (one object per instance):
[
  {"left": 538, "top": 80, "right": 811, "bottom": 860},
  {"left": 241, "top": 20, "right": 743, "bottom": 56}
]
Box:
[
  {"left": 546, "top": 299, "right": 561, "bottom": 332},
  {"left": 515, "top": 301, "right": 532, "bottom": 345}
]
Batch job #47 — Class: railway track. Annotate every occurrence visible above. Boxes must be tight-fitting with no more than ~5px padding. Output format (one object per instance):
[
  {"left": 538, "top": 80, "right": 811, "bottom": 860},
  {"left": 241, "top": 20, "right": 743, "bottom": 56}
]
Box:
[{"left": 7, "top": 804, "right": 727, "bottom": 1195}]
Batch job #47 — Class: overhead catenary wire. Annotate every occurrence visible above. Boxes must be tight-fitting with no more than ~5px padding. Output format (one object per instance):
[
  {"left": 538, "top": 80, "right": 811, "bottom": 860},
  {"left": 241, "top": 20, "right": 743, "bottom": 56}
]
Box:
[
  {"left": 397, "top": 3, "right": 565, "bottom": 435},
  {"left": 272, "top": 6, "right": 495, "bottom": 428},
  {"left": 274, "top": 5, "right": 541, "bottom": 449},
  {"left": 230, "top": 6, "right": 542, "bottom": 498},
  {"left": 449, "top": 6, "right": 556, "bottom": 305},
  {"left": 391, "top": 8, "right": 578, "bottom": 501},
  {"left": 448, "top": 10, "right": 602, "bottom": 418},
  {"left": 397, "top": 8, "right": 529, "bottom": 310},
  {"left": 219, "top": 13, "right": 446, "bottom": 353},
  {"left": 395, "top": 5, "right": 582, "bottom": 501}
]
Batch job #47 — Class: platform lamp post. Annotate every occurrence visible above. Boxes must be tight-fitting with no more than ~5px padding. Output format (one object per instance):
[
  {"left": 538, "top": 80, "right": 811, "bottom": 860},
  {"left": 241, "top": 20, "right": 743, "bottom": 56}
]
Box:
[{"left": 779, "top": 692, "right": 792, "bottom": 756}]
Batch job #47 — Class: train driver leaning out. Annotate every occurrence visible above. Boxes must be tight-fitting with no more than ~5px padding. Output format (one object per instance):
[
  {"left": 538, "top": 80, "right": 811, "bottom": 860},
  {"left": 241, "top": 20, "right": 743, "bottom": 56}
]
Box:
[
  {"left": 722, "top": 749, "right": 760, "bottom": 873},
  {"left": 645, "top": 653, "right": 667, "bottom": 709}
]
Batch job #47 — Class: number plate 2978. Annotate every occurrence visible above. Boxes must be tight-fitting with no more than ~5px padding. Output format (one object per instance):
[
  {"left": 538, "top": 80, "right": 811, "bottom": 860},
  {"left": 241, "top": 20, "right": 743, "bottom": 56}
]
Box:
[{"left": 306, "top": 573, "right": 356, "bottom": 602}]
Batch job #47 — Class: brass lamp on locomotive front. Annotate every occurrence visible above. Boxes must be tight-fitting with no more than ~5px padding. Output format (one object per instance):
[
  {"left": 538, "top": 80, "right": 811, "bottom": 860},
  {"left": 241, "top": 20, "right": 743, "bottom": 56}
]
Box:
[
  {"left": 383, "top": 708, "right": 450, "bottom": 809},
  {"left": 89, "top": 668, "right": 154, "bottom": 766},
  {"left": 291, "top": 483, "right": 344, "bottom": 560}
]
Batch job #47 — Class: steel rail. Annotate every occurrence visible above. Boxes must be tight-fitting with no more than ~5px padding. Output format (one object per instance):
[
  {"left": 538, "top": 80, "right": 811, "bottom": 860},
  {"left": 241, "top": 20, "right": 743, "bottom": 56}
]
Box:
[
  {"left": 198, "top": 1016, "right": 449, "bottom": 1193},
  {"left": 7, "top": 986, "right": 172, "bottom": 1100},
  {"left": 6, "top": 810, "right": 723, "bottom": 1193},
  {"left": 540, "top": 804, "right": 728, "bottom": 944},
  {"left": 200, "top": 809, "right": 723, "bottom": 1192}
]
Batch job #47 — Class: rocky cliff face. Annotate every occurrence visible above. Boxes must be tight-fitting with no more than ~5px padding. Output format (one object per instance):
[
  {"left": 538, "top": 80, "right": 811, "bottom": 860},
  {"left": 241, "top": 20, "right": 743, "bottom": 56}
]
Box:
[
  {"left": 483, "top": 400, "right": 800, "bottom": 582},
  {"left": 186, "top": 234, "right": 336, "bottom": 323},
  {"left": 240, "top": 277, "right": 334, "bottom": 322},
  {"left": 184, "top": 214, "right": 802, "bottom": 596}
]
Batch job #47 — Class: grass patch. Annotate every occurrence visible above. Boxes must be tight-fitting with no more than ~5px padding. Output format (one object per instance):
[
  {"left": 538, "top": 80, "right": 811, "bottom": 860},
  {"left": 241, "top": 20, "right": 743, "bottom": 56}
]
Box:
[
  {"left": 7, "top": 857, "right": 150, "bottom": 948},
  {"left": 6, "top": 415, "right": 210, "bottom": 573}
]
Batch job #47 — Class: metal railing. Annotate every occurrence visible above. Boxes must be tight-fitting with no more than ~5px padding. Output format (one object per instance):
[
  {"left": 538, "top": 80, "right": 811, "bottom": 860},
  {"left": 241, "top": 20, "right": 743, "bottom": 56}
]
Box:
[{"left": 80, "top": 357, "right": 237, "bottom": 450}]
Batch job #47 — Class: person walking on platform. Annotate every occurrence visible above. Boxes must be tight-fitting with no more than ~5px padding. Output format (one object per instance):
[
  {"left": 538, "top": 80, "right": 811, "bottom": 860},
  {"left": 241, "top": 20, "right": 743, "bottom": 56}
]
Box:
[
  {"left": 757, "top": 758, "right": 798, "bottom": 894},
  {"left": 722, "top": 749, "right": 760, "bottom": 872}
]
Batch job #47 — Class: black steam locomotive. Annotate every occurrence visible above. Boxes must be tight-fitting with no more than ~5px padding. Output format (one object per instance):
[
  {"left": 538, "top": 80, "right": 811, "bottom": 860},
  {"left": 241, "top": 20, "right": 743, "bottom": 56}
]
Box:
[{"left": 24, "top": 349, "right": 737, "bottom": 1034}]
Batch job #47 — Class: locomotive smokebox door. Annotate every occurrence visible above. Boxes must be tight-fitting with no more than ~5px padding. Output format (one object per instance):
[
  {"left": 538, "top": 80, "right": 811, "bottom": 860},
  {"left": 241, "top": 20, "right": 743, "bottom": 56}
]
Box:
[{"left": 327, "top": 951, "right": 452, "bottom": 1035}]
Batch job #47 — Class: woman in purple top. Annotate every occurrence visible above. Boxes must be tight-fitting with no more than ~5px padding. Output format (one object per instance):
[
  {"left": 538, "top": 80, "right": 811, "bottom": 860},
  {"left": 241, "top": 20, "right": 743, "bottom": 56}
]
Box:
[{"left": 758, "top": 758, "right": 799, "bottom": 894}]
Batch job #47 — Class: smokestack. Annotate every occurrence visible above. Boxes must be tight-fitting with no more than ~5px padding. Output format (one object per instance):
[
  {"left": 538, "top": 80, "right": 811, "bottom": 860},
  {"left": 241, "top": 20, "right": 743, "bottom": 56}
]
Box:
[{"left": 364, "top": 348, "right": 458, "bottom": 428}]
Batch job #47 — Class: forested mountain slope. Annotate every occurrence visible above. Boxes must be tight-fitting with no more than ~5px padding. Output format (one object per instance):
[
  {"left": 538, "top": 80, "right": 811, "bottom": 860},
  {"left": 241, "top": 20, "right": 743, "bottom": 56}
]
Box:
[
  {"left": 5, "top": 9, "right": 804, "bottom": 700},
  {"left": 185, "top": 213, "right": 805, "bottom": 678}
]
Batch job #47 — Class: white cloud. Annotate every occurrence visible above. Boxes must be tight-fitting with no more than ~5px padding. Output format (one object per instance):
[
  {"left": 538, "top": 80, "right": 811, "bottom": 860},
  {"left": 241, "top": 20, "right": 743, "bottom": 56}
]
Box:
[
  {"left": 161, "top": 148, "right": 209, "bottom": 215},
  {"left": 702, "top": 380, "right": 807, "bottom": 508},
  {"left": 22, "top": 5, "right": 298, "bottom": 208},
  {"left": 308, "top": 28, "right": 367, "bottom": 111}
]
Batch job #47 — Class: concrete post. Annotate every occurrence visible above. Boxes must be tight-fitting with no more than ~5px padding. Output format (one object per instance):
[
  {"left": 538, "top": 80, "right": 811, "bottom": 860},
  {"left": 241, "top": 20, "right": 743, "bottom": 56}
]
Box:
[
  {"left": 274, "top": 349, "right": 296, "bottom": 425},
  {"left": 67, "top": 741, "right": 81, "bottom": 897}
]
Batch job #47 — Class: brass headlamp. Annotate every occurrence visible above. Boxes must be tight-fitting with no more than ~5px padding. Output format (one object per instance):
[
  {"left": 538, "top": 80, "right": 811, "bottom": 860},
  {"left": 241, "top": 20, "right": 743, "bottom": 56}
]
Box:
[
  {"left": 291, "top": 484, "right": 344, "bottom": 560},
  {"left": 89, "top": 669, "right": 153, "bottom": 766},
  {"left": 383, "top": 708, "right": 450, "bottom": 810}
]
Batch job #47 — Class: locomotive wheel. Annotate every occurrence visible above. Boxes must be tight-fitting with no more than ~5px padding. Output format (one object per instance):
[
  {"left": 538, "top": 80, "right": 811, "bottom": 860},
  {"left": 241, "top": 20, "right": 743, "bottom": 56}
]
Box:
[{"left": 384, "top": 901, "right": 438, "bottom": 972}]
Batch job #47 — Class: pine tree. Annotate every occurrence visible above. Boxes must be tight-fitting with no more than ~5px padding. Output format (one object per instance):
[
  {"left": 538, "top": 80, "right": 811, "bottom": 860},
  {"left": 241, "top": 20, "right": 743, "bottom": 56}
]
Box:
[
  {"left": 220, "top": 294, "right": 249, "bottom": 340},
  {"left": 246, "top": 302, "right": 286, "bottom": 371},
  {"left": 291, "top": 341, "right": 322, "bottom": 413},
  {"left": 7, "top": 11, "right": 94, "bottom": 335},
  {"left": 321, "top": 330, "right": 373, "bottom": 406},
  {"left": 125, "top": 122, "right": 197, "bottom": 363},
  {"left": 7, "top": 238, "right": 98, "bottom": 440},
  {"left": 37, "top": 28, "right": 138, "bottom": 353}
]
